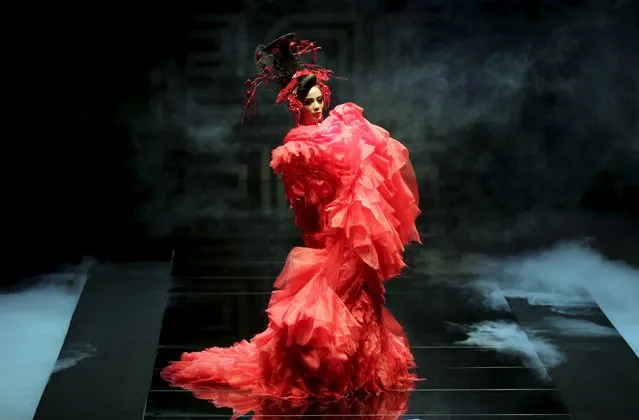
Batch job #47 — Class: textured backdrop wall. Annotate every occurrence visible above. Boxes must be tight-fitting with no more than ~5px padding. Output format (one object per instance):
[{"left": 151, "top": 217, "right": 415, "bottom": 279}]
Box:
[{"left": 131, "top": 1, "right": 638, "bottom": 238}]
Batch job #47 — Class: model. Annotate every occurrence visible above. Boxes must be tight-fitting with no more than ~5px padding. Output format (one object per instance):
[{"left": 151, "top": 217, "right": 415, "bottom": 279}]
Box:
[{"left": 161, "top": 33, "right": 422, "bottom": 417}]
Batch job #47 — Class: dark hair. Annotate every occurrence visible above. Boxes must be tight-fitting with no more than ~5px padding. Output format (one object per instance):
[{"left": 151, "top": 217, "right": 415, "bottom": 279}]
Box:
[{"left": 296, "top": 74, "right": 317, "bottom": 101}]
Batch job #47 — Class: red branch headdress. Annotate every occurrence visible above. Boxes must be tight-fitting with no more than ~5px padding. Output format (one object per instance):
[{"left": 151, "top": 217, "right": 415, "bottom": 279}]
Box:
[{"left": 242, "top": 33, "right": 334, "bottom": 123}]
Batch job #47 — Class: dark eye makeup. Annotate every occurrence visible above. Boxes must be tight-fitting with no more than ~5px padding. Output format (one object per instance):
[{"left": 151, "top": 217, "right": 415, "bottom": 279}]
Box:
[{"left": 305, "top": 97, "right": 323, "bottom": 105}]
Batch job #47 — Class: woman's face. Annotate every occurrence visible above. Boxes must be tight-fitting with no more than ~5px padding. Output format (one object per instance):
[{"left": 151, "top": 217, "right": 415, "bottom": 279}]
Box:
[{"left": 300, "top": 85, "right": 324, "bottom": 125}]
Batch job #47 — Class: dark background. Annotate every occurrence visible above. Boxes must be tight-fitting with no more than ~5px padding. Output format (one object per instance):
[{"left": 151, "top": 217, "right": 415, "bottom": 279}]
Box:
[{"left": 6, "top": 0, "right": 638, "bottom": 286}]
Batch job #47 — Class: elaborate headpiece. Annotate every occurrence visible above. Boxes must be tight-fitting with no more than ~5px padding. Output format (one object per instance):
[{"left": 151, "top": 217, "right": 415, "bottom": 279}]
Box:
[{"left": 242, "top": 33, "right": 334, "bottom": 124}]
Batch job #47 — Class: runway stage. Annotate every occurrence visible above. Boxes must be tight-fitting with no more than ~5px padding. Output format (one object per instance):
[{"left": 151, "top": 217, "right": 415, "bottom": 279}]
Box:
[{"left": 34, "top": 218, "right": 639, "bottom": 419}]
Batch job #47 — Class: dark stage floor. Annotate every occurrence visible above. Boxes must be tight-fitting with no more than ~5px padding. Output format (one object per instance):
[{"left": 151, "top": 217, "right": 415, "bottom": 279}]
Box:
[{"left": 35, "top": 218, "right": 639, "bottom": 419}]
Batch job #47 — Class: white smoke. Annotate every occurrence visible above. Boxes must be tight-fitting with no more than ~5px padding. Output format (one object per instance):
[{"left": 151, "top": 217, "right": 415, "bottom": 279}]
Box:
[
  {"left": 417, "top": 240, "right": 639, "bottom": 376},
  {"left": 0, "top": 258, "right": 95, "bottom": 420}
]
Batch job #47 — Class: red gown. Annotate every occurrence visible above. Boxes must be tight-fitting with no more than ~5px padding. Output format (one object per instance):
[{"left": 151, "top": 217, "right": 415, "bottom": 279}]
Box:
[{"left": 161, "top": 102, "right": 422, "bottom": 417}]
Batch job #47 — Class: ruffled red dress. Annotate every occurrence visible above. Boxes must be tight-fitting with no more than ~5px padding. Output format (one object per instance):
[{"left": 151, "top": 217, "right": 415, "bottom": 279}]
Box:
[{"left": 161, "top": 102, "right": 422, "bottom": 416}]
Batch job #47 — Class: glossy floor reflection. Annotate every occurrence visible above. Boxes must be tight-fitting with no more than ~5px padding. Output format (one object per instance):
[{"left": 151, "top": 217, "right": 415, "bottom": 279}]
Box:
[{"left": 146, "top": 235, "right": 573, "bottom": 419}]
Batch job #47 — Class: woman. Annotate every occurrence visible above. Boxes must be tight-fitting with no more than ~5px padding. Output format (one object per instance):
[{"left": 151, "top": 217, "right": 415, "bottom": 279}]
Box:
[{"left": 161, "top": 33, "right": 422, "bottom": 415}]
